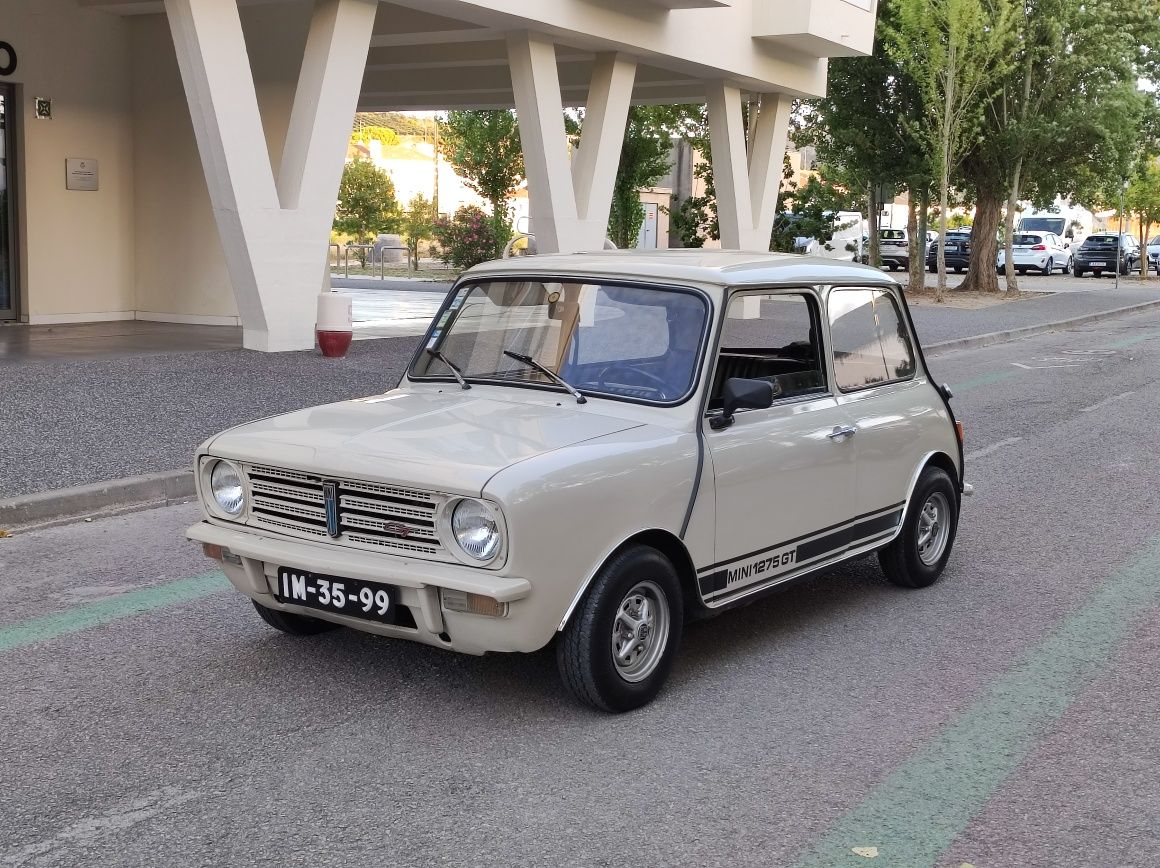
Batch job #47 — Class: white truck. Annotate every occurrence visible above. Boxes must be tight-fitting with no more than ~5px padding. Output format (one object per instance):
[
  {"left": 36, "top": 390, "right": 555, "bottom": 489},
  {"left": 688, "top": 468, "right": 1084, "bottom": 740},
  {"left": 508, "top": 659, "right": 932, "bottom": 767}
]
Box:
[{"left": 1016, "top": 202, "right": 1094, "bottom": 259}]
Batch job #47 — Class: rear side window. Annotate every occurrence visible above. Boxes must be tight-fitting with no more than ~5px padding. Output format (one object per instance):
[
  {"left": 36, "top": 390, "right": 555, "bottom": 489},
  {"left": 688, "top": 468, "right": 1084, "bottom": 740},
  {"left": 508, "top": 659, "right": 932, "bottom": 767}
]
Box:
[{"left": 828, "top": 289, "right": 917, "bottom": 392}]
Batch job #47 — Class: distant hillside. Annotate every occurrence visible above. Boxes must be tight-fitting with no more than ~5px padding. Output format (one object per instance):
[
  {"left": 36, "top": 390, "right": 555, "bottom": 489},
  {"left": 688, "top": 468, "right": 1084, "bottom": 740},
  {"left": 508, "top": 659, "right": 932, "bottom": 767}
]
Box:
[{"left": 354, "top": 111, "right": 435, "bottom": 137}]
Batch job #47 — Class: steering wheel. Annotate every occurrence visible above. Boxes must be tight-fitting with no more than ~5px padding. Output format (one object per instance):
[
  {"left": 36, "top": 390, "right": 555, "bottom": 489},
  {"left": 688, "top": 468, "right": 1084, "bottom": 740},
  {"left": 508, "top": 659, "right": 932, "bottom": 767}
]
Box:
[{"left": 593, "top": 363, "right": 672, "bottom": 399}]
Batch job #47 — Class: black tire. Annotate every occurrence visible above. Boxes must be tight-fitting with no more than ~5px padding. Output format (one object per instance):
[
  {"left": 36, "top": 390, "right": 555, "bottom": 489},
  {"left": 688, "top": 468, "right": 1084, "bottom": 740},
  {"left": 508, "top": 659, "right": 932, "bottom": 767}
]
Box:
[
  {"left": 253, "top": 600, "right": 339, "bottom": 635},
  {"left": 878, "top": 467, "right": 959, "bottom": 589},
  {"left": 1073, "top": 265, "right": 1084, "bottom": 277},
  {"left": 557, "top": 546, "right": 684, "bottom": 713},
  {"left": 1040, "top": 259, "right": 1052, "bottom": 275},
  {"left": 887, "top": 263, "right": 897, "bottom": 272},
  {"left": 1094, "top": 269, "right": 1103, "bottom": 277},
  {"left": 1017, "top": 267, "right": 1026, "bottom": 275},
  {"left": 929, "top": 263, "right": 937, "bottom": 273}
]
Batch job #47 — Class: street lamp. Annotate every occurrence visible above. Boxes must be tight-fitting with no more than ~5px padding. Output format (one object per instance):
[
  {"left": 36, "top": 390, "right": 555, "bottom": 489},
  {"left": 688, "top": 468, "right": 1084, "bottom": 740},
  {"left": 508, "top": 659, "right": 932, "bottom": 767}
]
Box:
[{"left": 1116, "top": 177, "right": 1128, "bottom": 290}]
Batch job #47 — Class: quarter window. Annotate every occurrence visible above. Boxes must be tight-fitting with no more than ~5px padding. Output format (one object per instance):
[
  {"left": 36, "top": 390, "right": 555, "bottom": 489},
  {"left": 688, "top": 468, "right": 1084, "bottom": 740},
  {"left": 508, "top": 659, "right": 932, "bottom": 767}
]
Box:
[{"left": 828, "top": 289, "right": 916, "bottom": 392}]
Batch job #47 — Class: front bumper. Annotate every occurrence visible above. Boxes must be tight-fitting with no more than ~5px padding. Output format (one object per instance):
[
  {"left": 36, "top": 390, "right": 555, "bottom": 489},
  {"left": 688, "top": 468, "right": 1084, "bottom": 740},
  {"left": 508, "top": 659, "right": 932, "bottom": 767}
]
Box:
[{"left": 188, "top": 521, "right": 534, "bottom": 654}]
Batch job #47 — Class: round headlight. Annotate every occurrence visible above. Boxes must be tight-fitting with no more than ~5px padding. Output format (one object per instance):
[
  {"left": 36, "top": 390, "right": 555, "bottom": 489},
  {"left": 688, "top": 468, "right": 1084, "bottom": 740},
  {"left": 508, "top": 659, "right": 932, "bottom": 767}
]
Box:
[
  {"left": 451, "top": 499, "right": 501, "bottom": 562},
  {"left": 209, "top": 460, "right": 245, "bottom": 517}
]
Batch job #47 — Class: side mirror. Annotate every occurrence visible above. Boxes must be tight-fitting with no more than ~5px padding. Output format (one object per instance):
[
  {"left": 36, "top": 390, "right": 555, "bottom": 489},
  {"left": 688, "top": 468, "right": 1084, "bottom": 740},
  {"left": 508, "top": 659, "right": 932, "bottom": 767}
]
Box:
[{"left": 710, "top": 378, "right": 775, "bottom": 430}]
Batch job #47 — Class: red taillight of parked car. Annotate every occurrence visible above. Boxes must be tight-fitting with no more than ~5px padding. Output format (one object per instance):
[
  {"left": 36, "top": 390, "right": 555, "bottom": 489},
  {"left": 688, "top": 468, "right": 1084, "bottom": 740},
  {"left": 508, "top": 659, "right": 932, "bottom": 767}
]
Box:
[{"left": 1031, "top": 244, "right": 1046, "bottom": 250}]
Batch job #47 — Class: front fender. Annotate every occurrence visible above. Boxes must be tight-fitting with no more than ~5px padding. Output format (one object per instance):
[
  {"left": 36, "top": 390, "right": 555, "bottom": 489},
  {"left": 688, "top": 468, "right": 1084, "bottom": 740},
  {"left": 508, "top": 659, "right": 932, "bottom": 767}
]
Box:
[{"left": 484, "top": 425, "right": 698, "bottom": 649}]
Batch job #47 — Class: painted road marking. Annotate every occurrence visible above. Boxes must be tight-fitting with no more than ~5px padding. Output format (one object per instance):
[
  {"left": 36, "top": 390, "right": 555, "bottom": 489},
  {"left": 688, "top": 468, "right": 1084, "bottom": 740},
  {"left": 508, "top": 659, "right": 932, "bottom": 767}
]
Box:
[
  {"left": 1011, "top": 361, "right": 1082, "bottom": 369},
  {"left": 1105, "top": 331, "right": 1158, "bottom": 350},
  {"left": 952, "top": 370, "right": 1019, "bottom": 392},
  {"left": 0, "top": 571, "right": 227, "bottom": 654},
  {"left": 791, "top": 538, "right": 1160, "bottom": 868},
  {"left": 964, "top": 437, "right": 1022, "bottom": 461},
  {"left": 1079, "top": 391, "right": 1135, "bottom": 413}
]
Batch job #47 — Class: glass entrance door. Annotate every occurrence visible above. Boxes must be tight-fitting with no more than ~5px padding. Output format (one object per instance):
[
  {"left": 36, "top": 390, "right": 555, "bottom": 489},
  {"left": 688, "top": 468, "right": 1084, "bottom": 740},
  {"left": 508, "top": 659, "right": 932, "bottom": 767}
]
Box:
[{"left": 0, "top": 83, "right": 15, "bottom": 320}]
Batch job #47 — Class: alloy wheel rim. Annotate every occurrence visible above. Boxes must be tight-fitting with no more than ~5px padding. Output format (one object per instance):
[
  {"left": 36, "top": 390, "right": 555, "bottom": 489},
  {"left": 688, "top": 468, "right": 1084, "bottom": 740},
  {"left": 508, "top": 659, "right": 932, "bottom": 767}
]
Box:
[
  {"left": 916, "top": 491, "right": 951, "bottom": 566},
  {"left": 611, "top": 580, "right": 671, "bottom": 683}
]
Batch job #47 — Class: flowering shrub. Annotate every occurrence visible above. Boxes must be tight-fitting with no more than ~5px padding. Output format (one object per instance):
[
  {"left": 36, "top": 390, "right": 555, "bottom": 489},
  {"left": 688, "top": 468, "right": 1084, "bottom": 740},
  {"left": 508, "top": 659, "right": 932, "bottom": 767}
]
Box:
[{"left": 432, "top": 205, "right": 509, "bottom": 270}]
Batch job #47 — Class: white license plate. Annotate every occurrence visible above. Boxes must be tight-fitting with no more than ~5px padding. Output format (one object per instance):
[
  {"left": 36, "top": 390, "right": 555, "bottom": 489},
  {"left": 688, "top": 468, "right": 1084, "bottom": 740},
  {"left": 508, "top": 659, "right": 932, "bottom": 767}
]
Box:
[{"left": 1090, "top": 261, "right": 1107, "bottom": 267}]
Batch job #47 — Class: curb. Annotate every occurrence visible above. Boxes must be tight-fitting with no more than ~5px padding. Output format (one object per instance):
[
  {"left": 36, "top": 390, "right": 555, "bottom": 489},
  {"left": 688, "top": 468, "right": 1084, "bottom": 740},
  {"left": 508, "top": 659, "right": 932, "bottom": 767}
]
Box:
[
  {"left": 4, "top": 297, "right": 1160, "bottom": 533},
  {"left": 0, "top": 470, "right": 195, "bottom": 534},
  {"left": 924, "top": 297, "right": 1160, "bottom": 355}
]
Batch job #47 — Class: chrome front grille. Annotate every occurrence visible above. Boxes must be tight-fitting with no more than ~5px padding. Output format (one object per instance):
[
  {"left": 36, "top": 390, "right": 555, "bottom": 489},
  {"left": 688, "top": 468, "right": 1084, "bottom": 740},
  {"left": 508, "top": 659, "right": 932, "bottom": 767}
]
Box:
[{"left": 243, "top": 463, "right": 446, "bottom": 560}]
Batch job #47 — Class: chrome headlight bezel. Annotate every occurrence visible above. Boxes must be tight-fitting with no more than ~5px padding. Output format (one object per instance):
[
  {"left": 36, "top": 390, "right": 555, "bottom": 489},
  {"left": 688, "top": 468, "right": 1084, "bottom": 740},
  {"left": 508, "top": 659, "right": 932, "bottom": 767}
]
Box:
[
  {"left": 440, "top": 497, "right": 505, "bottom": 567},
  {"left": 200, "top": 457, "right": 248, "bottom": 521}
]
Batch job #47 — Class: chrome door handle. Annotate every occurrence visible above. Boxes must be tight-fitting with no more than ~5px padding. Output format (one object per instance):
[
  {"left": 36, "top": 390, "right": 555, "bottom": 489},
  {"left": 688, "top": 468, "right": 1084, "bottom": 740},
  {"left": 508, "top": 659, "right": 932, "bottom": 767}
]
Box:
[{"left": 827, "top": 425, "right": 857, "bottom": 441}]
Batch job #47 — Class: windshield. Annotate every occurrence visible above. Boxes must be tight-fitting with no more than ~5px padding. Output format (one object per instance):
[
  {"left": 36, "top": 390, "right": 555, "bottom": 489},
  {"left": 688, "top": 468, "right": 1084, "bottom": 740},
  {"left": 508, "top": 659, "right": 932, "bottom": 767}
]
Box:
[
  {"left": 411, "top": 279, "right": 709, "bottom": 404},
  {"left": 1020, "top": 217, "right": 1066, "bottom": 235}
]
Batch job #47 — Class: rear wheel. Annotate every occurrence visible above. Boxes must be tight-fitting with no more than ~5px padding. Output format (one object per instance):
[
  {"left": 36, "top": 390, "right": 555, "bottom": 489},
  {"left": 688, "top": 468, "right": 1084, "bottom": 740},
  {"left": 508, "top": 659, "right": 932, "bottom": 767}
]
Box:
[
  {"left": 1017, "top": 267, "right": 1027, "bottom": 275},
  {"left": 1094, "top": 269, "right": 1104, "bottom": 277},
  {"left": 557, "top": 546, "right": 684, "bottom": 712},
  {"left": 1040, "top": 258, "right": 1053, "bottom": 276},
  {"left": 253, "top": 600, "right": 339, "bottom": 635},
  {"left": 879, "top": 467, "right": 959, "bottom": 589}
]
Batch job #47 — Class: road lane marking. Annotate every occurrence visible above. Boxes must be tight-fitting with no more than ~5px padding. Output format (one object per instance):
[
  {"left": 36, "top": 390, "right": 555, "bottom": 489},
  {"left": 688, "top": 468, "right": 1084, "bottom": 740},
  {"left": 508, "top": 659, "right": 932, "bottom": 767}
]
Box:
[
  {"left": 1105, "top": 331, "right": 1158, "bottom": 349},
  {"left": 791, "top": 538, "right": 1160, "bottom": 868},
  {"left": 964, "top": 437, "right": 1022, "bottom": 461},
  {"left": 1079, "top": 391, "right": 1134, "bottom": 413},
  {"left": 0, "top": 571, "right": 227, "bottom": 654},
  {"left": 1011, "top": 361, "right": 1082, "bottom": 369},
  {"left": 951, "top": 371, "right": 1019, "bottom": 393}
]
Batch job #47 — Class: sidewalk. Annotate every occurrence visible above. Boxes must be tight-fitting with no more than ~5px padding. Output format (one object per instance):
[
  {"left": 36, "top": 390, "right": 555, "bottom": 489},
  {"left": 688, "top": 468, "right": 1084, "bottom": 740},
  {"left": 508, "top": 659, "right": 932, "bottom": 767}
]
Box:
[{"left": 1, "top": 279, "right": 1158, "bottom": 509}]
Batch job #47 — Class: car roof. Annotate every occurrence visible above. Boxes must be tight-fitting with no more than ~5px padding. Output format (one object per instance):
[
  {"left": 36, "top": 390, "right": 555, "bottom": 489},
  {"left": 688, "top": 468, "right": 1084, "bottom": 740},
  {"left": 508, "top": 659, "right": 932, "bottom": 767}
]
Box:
[{"left": 464, "top": 250, "right": 899, "bottom": 288}]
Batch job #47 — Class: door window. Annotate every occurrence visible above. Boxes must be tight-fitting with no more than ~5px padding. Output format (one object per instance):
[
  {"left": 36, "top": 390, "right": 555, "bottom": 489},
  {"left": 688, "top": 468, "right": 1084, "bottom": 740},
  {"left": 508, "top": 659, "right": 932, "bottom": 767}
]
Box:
[
  {"left": 709, "top": 292, "right": 826, "bottom": 410},
  {"left": 828, "top": 289, "right": 916, "bottom": 392}
]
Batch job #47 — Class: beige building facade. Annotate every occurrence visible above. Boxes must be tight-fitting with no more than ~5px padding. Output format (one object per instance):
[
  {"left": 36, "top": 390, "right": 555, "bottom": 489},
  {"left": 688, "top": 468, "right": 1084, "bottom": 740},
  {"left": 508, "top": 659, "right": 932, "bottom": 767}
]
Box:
[{"left": 0, "top": 0, "right": 878, "bottom": 347}]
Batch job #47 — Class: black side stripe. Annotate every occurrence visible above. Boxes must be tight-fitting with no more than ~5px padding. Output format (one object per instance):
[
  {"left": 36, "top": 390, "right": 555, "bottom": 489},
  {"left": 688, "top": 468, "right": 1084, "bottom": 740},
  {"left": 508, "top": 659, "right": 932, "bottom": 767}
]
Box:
[
  {"left": 697, "top": 510, "right": 903, "bottom": 598},
  {"left": 696, "top": 502, "right": 905, "bottom": 575}
]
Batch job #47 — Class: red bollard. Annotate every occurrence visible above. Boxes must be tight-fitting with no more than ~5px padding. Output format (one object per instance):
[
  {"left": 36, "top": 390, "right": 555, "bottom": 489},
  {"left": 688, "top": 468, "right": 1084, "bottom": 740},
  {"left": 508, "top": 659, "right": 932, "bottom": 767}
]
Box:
[{"left": 316, "top": 292, "right": 353, "bottom": 358}]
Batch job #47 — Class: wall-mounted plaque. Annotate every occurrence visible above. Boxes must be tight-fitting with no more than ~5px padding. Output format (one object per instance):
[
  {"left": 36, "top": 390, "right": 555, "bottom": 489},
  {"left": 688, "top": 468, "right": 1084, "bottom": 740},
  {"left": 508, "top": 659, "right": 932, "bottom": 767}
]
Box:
[
  {"left": 66, "top": 158, "right": 98, "bottom": 191},
  {"left": 34, "top": 97, "right": 51, "bottom": 119}
]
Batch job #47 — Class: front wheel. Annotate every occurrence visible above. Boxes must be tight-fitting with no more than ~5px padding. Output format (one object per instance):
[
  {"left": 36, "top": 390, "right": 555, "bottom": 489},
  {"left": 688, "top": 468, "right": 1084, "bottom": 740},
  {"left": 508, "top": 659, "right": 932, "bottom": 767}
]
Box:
[
  {"left": 878, "top": 467, "right": 959, "bottom": 589},
  {"left": 1073, "top": 265, "right": 1084, "bottom": 277},
  {"left": 253, "top": 600, "right": 339, "bottom": 635},
  {"left": 557, "top": 546, "right": 684, "bottom": 713}
]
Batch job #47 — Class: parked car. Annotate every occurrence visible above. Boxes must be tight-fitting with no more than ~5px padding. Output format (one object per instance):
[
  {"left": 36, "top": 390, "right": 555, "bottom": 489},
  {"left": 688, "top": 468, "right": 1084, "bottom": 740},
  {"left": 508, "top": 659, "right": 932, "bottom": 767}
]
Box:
[
  {"left": 1072, "top": 233, "right": 1141, "bottom": 277},
  {"left": 1146, "top": 236, "right": 1160, "bottom": 274},
  {"left": 189, "top": 252, "right": 967, "bottom": 712},
  {"left": 996, "top": 231, "right": 1071, "bottom": 275},
  {"left": 926, "top": 230, "right": 973, "bottom": 273},
  {"left": 856, "top": 228, "right": 910, "bottom": 270}
]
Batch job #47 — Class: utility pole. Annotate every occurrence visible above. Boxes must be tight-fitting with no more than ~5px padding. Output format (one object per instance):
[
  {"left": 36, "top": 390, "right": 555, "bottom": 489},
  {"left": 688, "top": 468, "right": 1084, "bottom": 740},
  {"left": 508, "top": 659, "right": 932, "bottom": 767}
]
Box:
[
  {"left": 1116, "top": 177, "right": 1127, "bottom": 290},
  {"left": 432, "top": 116, "right": 440, "bottom": 215}
]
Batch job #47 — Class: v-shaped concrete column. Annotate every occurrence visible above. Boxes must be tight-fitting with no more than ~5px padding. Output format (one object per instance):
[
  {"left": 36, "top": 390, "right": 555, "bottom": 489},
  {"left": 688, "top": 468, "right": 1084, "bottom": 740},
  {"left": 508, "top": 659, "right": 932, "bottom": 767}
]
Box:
[
  {"left": 707, "top": 84, "right": 792, "bottom": 251},
  {"left": 165, "top": 0, "right": 377, "bottom": 351},
  {"left": 507, "top": 32, "right": 636, "bottom": 253}
]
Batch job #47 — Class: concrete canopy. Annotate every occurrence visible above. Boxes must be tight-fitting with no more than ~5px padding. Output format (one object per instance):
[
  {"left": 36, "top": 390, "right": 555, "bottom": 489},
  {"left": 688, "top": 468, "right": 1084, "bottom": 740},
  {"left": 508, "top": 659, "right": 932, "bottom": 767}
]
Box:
[{"left": 83, "top": 0, "right": 879, "bottom": 350}]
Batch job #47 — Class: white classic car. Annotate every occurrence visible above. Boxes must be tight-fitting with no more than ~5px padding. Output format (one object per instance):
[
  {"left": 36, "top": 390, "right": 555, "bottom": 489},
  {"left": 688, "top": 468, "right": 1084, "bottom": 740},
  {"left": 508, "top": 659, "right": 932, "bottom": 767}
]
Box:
[{"left": 189, "top": 251, "right": 967, "bottom": 712}]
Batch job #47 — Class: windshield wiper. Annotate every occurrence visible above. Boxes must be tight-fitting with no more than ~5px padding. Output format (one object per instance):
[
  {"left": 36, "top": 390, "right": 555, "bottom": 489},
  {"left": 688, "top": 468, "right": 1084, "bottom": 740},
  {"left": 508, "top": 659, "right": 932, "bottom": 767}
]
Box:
[
  {"left": 503, "top": 350, "right": 586, "bottom": 404},
  {"left": 426, "top": 348, "right": 470, "bottom": 390}
]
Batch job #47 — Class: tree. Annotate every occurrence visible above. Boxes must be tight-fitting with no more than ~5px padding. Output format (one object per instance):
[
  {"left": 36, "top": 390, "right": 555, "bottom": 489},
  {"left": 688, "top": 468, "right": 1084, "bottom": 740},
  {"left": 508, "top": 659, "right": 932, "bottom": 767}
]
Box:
[
  {"left": 886, "top": 0, "right": 1016, "bottom": 299},
  {"left": 440, "top": 110, "right": 525, "bottom": 255},
  {"left": 805, "top": 0, "right": 932, "bottom": 291},
  {"left": 399, "top": 194, "right": 435, "bottom": 271},
  {"left": 604, "top": 106, "right": 684, "bottom": 248},
  {"left": 959, "top": 0, "right": 1160, "bottom": 295},
  {"left": 332, "top": 158, "right": 401, "bottom": 264},
  {"left": 1126, "top": 161, "right": 1160, "bottom": 281},
  {"left": 351, "top": 125, "right": 400, "bottom": 148}
]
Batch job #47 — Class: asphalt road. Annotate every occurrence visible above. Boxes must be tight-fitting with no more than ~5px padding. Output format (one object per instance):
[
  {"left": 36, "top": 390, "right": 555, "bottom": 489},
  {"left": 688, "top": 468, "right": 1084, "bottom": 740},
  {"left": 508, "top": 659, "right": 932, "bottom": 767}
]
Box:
[{"left": 3, "top": 310, "right": 1160, "bottom": 866}]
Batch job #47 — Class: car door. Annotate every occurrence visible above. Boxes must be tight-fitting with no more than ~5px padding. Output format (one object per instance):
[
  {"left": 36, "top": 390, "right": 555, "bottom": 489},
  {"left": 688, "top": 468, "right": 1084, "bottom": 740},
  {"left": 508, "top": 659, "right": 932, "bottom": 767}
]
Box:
[
  {"left": 700, "top": 290, "right": 859, "bottom": 605},
  {"left": 828, "top": 287, "right": 925, "bottom": 526}
]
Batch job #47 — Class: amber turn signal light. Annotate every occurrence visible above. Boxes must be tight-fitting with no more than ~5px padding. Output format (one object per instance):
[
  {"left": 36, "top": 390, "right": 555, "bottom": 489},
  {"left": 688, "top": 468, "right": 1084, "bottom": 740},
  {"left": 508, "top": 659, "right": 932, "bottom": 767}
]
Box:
[
  {"left": 955, "top": 421, "right": 965, "bottom": 444},
  {"left": 202, "top": 542, "right": 223, "bottom": 561}
]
